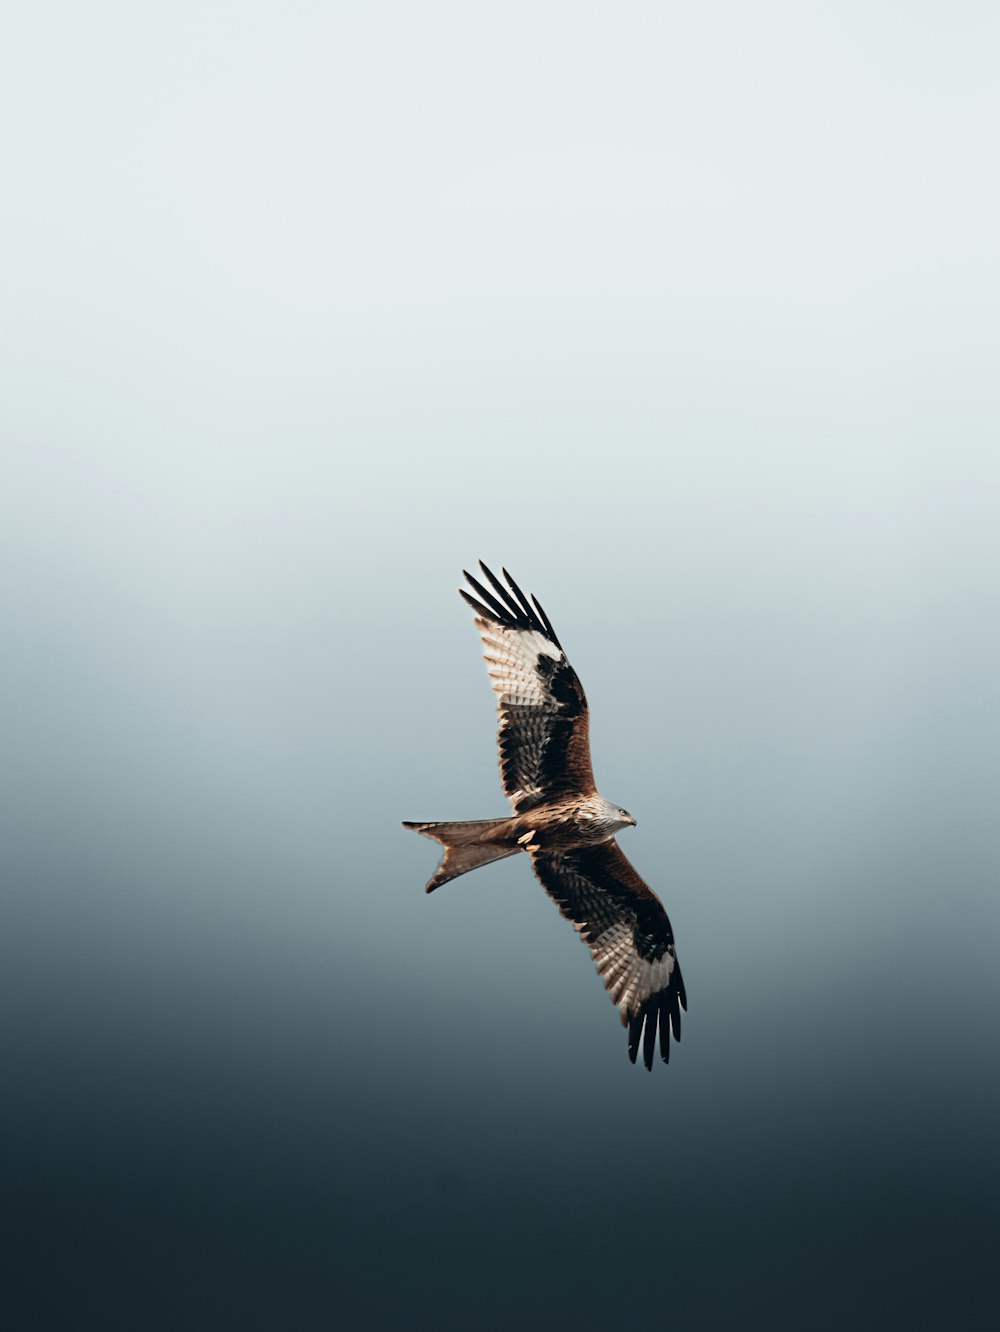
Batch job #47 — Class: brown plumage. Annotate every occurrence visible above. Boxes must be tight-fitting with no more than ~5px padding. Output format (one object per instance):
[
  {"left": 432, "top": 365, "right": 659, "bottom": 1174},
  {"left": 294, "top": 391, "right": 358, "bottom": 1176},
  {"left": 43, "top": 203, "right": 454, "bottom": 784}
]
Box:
[{"left": 403, "top": 563, "right": 686, "bottom": 1070}]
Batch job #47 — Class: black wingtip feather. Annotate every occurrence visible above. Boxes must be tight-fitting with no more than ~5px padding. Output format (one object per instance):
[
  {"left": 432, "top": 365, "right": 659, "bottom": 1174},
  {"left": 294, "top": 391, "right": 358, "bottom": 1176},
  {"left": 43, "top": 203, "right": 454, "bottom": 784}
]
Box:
[
  {"left": 623, "top": 988, "right": 685, "bottom": 1069},
  {"left": 463, "top": 570, "right": 513, "bottom": 622},
  {"left": 530, "top": 594, "right": 562, "bottom": 649},
  {"left": 460, "top": 563, "right": 560, "bottom": 648},
  {"left": 642, "top": 1009, "right": 657, "bottom": 1071},
  {"left": 501, "top": 567, "right": 536, "bottom": 622},
  {"left": 627, "top": 1011, "right": 643, "bottom": 1065},
  {"left": 659, "top": 999, "right": 672, "bottom": 1064},
  {"left": 459, "top": 588, "right": 497, "bottom": 621},
  {"left": 478, "top": 561, "right": 525, "bottom": 621}
]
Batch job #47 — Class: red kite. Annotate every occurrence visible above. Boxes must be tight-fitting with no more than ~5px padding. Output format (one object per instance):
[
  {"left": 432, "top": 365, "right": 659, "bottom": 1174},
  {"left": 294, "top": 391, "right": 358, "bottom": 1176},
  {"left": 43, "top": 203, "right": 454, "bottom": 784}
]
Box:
[{"left": 404, "top": 564, "right": 686, "bottom": 1070}]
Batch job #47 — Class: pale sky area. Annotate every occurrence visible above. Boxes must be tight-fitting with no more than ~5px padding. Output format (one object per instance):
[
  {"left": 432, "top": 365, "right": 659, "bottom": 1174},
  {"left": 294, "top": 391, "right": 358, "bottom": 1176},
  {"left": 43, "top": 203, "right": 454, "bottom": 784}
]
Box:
[{"left": 2, "top": 4, "right": 998, "bottom": 1328}]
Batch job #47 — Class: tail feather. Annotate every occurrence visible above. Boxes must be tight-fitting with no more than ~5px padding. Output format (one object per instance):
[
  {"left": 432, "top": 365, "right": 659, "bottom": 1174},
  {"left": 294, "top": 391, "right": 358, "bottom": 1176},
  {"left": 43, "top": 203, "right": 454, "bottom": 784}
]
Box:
[{"left": 402, "top": 817, "right": 521, "bottom": 892}]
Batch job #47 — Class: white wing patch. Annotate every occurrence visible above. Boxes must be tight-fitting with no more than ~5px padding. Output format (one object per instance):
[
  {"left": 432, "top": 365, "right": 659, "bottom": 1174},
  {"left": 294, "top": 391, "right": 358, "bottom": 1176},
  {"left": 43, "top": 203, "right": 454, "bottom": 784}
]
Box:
[
  {"left": 591, "top": 923, "right": 678, "bottom": 1020},
  {"left": 478, "top": 625, "right": 561, "bottom": 708},
  {"left": 474, "top": 620, "right": 566, "bottom": 809}
]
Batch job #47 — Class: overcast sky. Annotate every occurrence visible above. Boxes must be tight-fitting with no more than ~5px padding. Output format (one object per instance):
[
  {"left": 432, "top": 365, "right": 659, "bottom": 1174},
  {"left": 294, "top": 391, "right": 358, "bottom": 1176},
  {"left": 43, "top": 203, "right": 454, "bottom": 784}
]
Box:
[{"left": 2, "top": 4, "right": 998, "bottom": 1327}]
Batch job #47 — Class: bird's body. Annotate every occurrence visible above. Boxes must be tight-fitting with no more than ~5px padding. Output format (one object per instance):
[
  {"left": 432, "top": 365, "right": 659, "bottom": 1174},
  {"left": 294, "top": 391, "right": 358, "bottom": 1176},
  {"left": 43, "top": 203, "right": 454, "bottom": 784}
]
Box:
[
  {"left": 403, "top": 563, "right": 686, "bottom": 1070},
  {"left": 515, "top": 793, "right": 634, "bottom": 851}
]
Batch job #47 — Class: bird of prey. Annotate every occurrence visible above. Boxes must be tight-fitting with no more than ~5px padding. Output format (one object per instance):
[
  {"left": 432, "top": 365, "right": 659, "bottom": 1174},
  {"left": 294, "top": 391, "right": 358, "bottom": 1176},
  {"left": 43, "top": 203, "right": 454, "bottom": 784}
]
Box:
[{"left": 403, "top": 563, "right": 686, "bottom": 1070}]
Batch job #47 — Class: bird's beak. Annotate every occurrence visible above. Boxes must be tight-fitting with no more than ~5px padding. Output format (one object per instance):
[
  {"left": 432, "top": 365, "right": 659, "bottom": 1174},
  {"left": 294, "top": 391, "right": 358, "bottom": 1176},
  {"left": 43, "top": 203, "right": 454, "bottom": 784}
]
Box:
[{"left": 629, "top": 815, "right": 637, "bottom": 827}]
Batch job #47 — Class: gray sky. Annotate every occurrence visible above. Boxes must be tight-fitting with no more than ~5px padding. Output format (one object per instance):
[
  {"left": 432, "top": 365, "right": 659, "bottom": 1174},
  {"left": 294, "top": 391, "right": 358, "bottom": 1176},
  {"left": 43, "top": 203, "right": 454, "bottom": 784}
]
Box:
[{"left": 2, "top": 4, "right": 998, "bottom": 1327}]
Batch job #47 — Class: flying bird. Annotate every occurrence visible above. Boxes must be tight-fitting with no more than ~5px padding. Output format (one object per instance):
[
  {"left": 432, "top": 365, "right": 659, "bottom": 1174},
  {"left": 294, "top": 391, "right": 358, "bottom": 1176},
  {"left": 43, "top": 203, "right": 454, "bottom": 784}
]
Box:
[{"left": 403, "top": 563, "right": 686, "bottom": 1070}]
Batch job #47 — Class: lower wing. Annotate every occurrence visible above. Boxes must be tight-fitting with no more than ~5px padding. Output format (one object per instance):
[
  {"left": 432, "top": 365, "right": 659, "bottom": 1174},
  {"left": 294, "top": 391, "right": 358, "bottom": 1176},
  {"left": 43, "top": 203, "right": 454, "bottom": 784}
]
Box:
[{"left": 529, "top": 840, "right": 686, "bottom": 1070}]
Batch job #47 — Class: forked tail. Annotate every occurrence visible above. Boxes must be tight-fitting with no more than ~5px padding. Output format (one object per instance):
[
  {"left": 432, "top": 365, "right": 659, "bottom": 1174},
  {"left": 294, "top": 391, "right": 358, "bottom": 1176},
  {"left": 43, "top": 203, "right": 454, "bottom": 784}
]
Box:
[{"left": 402, "top": 817, "right": 520, "bottom": 892}]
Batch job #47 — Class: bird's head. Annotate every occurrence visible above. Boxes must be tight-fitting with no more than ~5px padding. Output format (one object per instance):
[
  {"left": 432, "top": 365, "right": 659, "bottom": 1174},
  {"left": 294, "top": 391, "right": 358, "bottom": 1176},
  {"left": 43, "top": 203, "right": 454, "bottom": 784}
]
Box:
[{"left": 599, "top": 800, "right": 636, "bottom": 831}]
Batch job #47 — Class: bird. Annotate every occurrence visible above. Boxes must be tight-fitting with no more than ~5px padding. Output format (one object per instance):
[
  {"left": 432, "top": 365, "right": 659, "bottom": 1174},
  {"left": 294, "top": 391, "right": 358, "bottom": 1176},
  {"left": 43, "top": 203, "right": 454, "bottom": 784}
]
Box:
[{"left": 403, "top": 563, "right": 687, "bottom": 1070}]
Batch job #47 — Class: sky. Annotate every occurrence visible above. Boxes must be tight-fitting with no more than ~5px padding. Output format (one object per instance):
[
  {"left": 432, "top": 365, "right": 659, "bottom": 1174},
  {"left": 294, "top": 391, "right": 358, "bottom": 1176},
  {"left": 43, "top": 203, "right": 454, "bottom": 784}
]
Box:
[{"left": 2, "top": 3, "right": 998, "bottom": 1327}]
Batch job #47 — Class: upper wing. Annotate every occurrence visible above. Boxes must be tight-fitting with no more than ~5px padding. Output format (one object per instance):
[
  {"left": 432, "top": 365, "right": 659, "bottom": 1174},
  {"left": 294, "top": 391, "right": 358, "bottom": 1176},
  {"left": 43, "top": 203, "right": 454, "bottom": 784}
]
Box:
[
  {"left": 460, "top": 563, "right": 595, "bottom": 813},
  {"left": 529, "top": 841, "right": 686, "bottom": 1070}
]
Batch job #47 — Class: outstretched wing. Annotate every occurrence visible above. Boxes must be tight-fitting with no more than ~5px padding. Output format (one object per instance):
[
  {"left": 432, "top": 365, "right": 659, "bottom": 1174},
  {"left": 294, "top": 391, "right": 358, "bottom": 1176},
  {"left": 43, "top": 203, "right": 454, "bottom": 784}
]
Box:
[
  {"left": 529, "top": 841, "right": 686, "bottom": 1070},
  {"left": 460, "top": 563, "right": 594, "bottom": 814}
]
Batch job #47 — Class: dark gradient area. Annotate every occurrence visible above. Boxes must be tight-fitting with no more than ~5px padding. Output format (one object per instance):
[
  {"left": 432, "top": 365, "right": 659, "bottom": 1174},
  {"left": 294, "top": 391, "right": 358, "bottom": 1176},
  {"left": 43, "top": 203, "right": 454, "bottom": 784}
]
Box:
[{"left": 3, "top": 587, "right": 997, "bottom": 1328}]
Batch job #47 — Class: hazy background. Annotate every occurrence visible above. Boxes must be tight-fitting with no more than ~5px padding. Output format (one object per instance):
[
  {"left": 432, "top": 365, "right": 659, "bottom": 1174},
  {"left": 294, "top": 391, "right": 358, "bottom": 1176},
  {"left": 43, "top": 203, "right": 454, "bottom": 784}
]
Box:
[{"left": 2, "top": 2, "right": 997, "bottom": 1327}]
